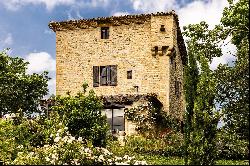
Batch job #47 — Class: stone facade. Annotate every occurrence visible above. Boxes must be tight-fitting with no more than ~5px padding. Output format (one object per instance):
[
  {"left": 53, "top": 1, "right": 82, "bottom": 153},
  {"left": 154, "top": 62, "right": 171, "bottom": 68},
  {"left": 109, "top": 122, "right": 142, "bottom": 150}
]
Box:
[{"left": 49, "top": 11, "right": 187, "bottom": 135}]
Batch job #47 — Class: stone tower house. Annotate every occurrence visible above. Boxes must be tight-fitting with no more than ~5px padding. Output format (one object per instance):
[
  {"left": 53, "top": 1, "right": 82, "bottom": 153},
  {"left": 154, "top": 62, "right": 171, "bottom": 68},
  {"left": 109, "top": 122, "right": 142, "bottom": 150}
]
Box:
[{"left": 49, "top": 11, "right": 187, "bottom": 136}]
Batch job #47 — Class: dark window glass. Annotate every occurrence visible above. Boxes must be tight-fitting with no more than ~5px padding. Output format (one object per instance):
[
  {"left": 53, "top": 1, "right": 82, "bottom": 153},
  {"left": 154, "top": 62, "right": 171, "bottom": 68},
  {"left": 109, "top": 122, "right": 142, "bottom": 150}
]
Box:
[
  {"left": 160, "top": 25, "right": 165, "bottom": 31},
  {"left": 101, "top": 27, "right": 109, "bottom": 39},
  {"left": 100, "top": 66, "right": 107, "bottom": 85},
  {"left": 127, "top": 70, "right": 132, "bottom": 79},
  {"left": 162, "top": 46, "right": 168, "bottom": 55},
  {"left": 154, "top": 46, "right": 158, "bottom": 55},
  {"left": 102, "top": 109, "right": 125, "bottom": 133}
]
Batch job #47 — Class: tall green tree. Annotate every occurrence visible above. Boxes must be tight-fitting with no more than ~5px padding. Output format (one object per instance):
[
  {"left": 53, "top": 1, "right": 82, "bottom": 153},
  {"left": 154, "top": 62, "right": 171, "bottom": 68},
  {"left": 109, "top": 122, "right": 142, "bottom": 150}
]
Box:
[
  {"left": 0, "top": 50, "right": 49, "bottom": 117},
  {"left": 183, "top": 0, "right": 249, "bottom": 163},
  {"left": 183, "top": 37, "right": 199, "bottom": 165},
  {"left": 215, "top": 0, "right": 249, "bottom": 141},
  {"left": 183, "top": 22, "right": 221, "bottom": 165}
]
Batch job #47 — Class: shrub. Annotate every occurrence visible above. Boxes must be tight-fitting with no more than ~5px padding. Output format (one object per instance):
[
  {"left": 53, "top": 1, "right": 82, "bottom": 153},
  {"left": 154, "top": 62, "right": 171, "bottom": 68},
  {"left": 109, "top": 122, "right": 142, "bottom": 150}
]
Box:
[
  {"left": 216, "top": 130, "right": 249, "bottom": 160},
  {"left": 0, "top": 113, "right": 147, "bottom": 165},
  {"left": 51, "top": 90, "right": 109, "bottom": 147}
]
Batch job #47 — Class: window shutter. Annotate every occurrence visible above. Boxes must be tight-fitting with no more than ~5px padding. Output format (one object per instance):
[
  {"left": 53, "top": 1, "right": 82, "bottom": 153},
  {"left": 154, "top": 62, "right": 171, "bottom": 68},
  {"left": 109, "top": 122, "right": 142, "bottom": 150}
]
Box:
[
  {"left": 93, "top": 66, "right": 99, "bottom": 87},
  {"left": 107, "top": 65, "right": 111, "bottom": 85},
  {"left": 110, "top": 65, "right": 117, "bottom": 86},
  {"left": 100, "top": 66, "right": 107, "bottom": 86}
]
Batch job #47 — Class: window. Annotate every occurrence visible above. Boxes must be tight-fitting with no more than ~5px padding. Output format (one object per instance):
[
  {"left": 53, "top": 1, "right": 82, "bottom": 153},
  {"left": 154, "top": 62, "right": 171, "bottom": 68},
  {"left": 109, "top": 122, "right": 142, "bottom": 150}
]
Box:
[
  {"left": 102, "top": 108, "right": 125, "bottom": 132},
  {"left": 101, "top": 27, "right": 109, "bottom": 39},
  {"left": 160, "top": 25, "right": 165, "bottom": 32},
  {"left": 162, "top": 46, "right": 168, "bottom": 55},
  {"left": 154, "top": 46, "right": 158, "bottom": 55},
  {"left": 93, "top": 65, "right": 117, "bottom": 87},
  {"left": 127, "top": 70, "right": 132, "bottom": 79}
]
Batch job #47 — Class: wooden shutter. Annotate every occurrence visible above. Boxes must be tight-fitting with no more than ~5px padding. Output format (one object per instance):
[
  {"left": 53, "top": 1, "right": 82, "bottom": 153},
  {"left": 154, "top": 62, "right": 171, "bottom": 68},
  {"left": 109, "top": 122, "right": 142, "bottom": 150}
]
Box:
[
  {"left": 106, "top": 65, "right": 111, "bottom": 85},
  {"left": 93, "top": 66, "right": 99, "bottom": 87},
  {"left": 100, "top": 66, "right": 107, "bottom": 86},
  {"left": 110, "top": 65, "right": 117, "bottom": 86}
]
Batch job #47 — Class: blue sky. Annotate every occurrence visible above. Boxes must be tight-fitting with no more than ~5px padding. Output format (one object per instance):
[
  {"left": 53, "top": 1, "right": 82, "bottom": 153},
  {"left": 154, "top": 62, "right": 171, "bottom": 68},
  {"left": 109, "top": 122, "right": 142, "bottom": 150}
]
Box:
[{"left": 0, "top": 0, "right": 235, "bottom": 97}]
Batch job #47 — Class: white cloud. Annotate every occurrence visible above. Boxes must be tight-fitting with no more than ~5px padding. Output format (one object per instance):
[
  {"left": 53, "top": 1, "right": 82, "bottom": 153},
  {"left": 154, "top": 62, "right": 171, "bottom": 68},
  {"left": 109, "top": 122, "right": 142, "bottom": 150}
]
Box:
[
  {"left": 1, "top": 0, "right": 76, "bottom": 11},
  {"left": 25, "top": 52, "right": 56, "bottom": 96},
  {"left": 176, "top": 0, "right": 236, "bottom": 69},
  {"left": 112, "top": 11, "right": 130, "bottom": 16},
  {"left": 0, "top": 33, "right": 13, "bottom": 49},
  {"left": 26, "top": 52, "right": 56, "bottom": 74},
  {"left": 0, "top": 0, "right": 111, "bottom": 11},
  {"left": 210, "top": 38, "right": 236, "bottom": 70},
  {"left": 130, "top": 0, "right": 176, "bottom": 13},
  {"left": 177, "top": 0, "right": 229, "bottom": 29}
]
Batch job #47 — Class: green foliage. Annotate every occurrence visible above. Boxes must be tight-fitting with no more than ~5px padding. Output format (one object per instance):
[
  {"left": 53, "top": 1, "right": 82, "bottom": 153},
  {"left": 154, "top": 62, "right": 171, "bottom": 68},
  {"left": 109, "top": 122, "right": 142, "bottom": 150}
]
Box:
[
  {"left": 125, "top": 99, "right": 182, "bottom": 137},
  {"left": 108, "top": 134, "right": 184, "bottom": 159},
  {"left": 216, "top": 129, "right": 249, "bottom": 160},
  {"left": 183, "top": 22, "right": 220, "bottom": 165},
  {"left": 51, "top": 90, "right": 109, "bottom": 147},
  {"left": 183, "top": 0, "right": 249, "bottom": 164},
  {"left": 215, "top": 0, "right": 249, "bottom": 141},
  {"left": 0, "top": 50, "right": 49, "bottom": 117},
  {"left": 0, "top": 113, "right": 147, "bottom": 165},
  {"left": 0, "top": 111, "right": 64, "bottom": 163}
]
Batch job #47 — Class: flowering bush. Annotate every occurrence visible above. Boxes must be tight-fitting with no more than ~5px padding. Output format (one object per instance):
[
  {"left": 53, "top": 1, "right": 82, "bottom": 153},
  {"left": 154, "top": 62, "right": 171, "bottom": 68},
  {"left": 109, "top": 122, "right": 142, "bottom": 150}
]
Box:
[
  {"left": 51, "top": 90, "right": 109, "bottom": 147},
  {"left": 0, "top": 113, "right": 147, "bottom": 165}
]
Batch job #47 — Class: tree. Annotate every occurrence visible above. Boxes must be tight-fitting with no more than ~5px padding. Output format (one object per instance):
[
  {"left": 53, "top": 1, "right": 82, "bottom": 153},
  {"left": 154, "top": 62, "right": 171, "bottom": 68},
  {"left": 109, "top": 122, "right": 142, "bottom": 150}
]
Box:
[
  {"left": 215, "top": 0, "right": 249, "bottom": 141},
  {"left": 183, "top": 36, "right": 199, "bottom": 165},
  {"left": 0, "top": 50, "right": 49, "bottom": 117},
  {"left": 183, "top": 0, "right": 249, "bottom": 163},
  {"left": 183, "top": 22, "right": 220, "bottom": 165}
]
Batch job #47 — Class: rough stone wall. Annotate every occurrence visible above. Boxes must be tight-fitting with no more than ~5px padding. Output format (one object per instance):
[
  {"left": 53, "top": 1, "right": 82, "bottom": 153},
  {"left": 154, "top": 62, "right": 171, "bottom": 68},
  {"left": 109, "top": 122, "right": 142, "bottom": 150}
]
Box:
[
  {"left": 169, "top": 19, "right": 185, "bottom": 120},
  {"left": 56, "top": 15, "right": 184, "bottom": 120}
]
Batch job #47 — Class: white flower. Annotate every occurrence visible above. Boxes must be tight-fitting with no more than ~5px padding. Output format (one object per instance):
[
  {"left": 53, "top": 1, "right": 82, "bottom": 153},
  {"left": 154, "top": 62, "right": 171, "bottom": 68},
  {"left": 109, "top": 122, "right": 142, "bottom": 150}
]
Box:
[
  {"left": 134, "top": 161, "right": 147, "bottom": 165},
  {"left": 70, "top": 136, "right": 75, "bottom": 141},
  {"left": 10, "top": 113, "right": 16, "bottom": 118},
  {"left": 4, "top": 114, "right": 10, "bottom": 119},
  {"left": 54, "top": 136, "right": 60, "bottom": 143},
  {"left": 62, "top": 136, "right": 69, "bottom": 142},
  {"left": 59, "top": 122, "right": 63, "bottom": 126},
  {"left": 45, "top": 157, "right": 50, "bottom": 162},
  {"left": 98, "top": 155, "right": 104, "bottom": 161},
  {"left": 115, "top": 156, "right": 122, "bottom": 161},
  {"left": 67, "top": 139, "right": 73, "bottom": 144},
  {"left": 56, "top": 133, "right": 60, "bottom": 137},
  {"left": 123, "top": 155, "right": 129, "bottom": 160},
  {"left": 78, "top": 137, "right": 83, "bottom": 141},
  {"left": 44, "top": 144, "right": 49, "bottom": 148},
  {"left": 17, "top": 145, "right": 23, "bottom": 149},
  {"left": 84, "top": 148, "right": 91, "bottom": 153},
  {"left": 30, "top": 152, "right": 34, "bottom": 156},
  {"left": 64, "top": 127, "right": 68, "bottom": 130},
  {"left": 50, "top": 134, "right": 54, "bottom": 138},
  {"left": 57, "top": 129, "right": 62, "bottom": 133},
  {"left": 52, "top": 154, "right": 56, "bottom": 159}
]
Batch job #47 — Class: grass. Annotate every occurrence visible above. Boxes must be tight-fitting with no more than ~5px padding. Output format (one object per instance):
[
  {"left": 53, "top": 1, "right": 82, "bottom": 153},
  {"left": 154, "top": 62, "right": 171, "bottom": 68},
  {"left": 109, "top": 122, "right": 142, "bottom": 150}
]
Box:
[{"left": 138, "top": 154, "right": 249, "bottom": 165}]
